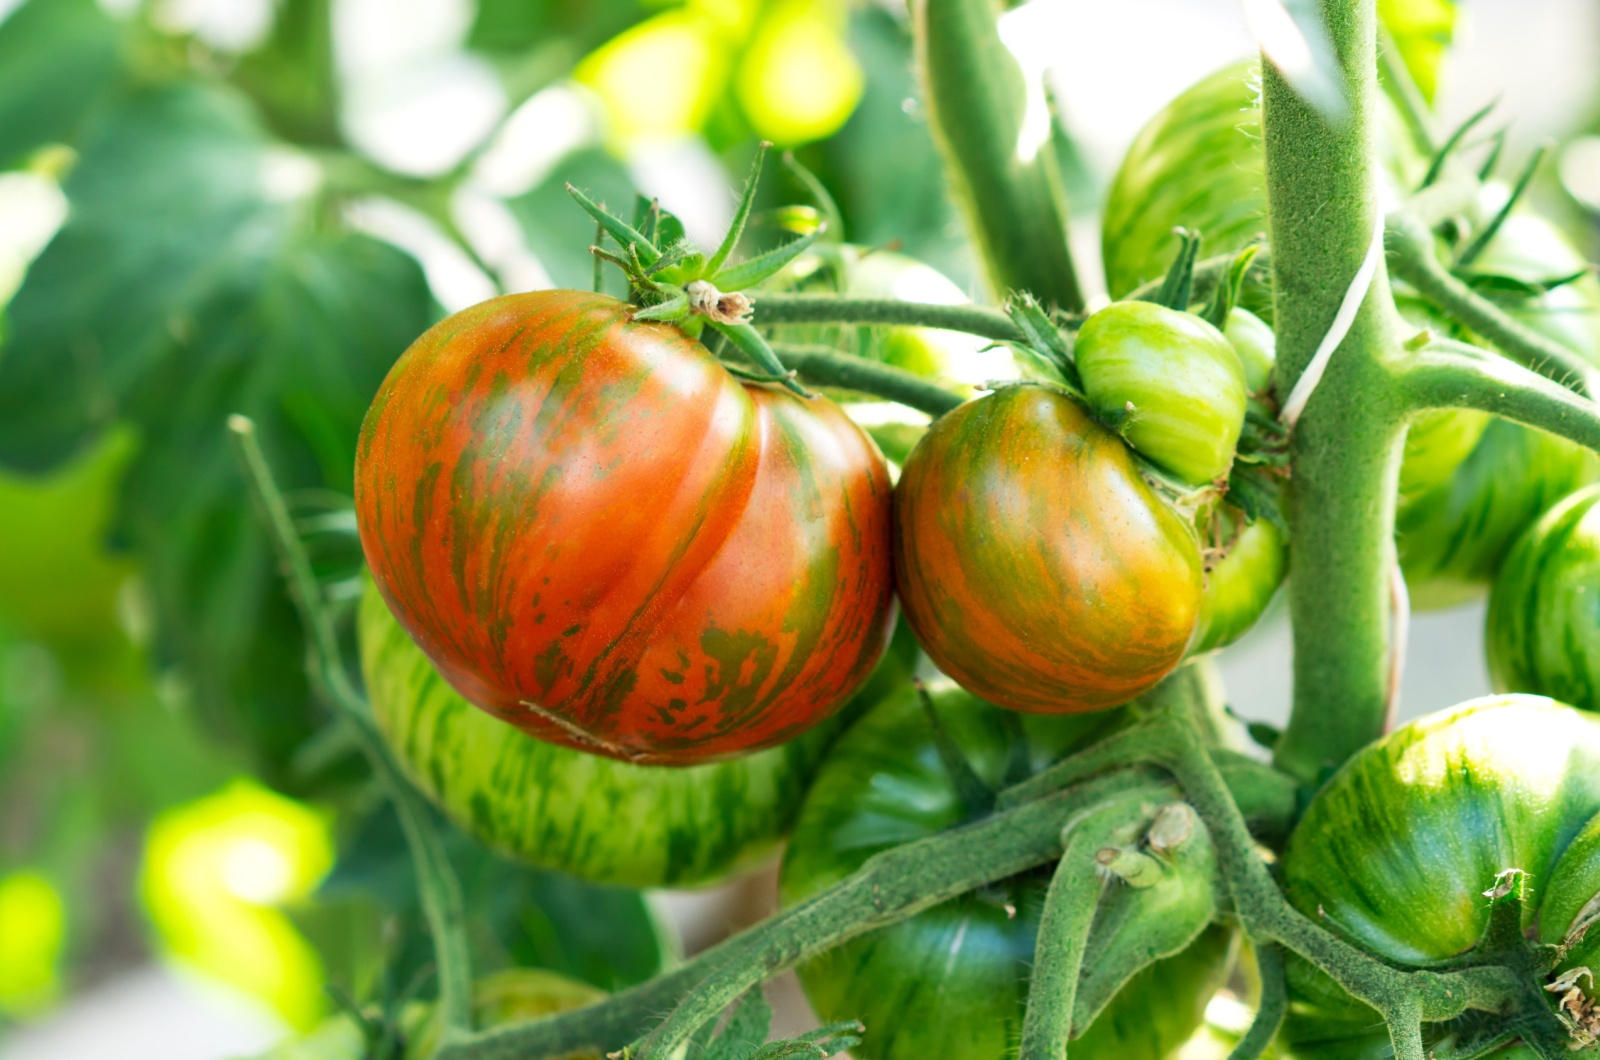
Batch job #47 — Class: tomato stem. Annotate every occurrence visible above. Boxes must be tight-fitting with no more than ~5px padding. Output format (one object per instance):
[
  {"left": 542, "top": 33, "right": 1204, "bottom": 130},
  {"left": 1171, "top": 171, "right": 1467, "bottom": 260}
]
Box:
[
  {"left": 770, "top": 344, "right": 965, "bottom": 417},
  {"left": 753, "top": 291, "right": 1026, "bottom": 343},
  {"left": 228, "top": 416, "right": 477, "bottom": 1041},
  {"left": 1261, "top": 0, "right": 1414, "bottom": 782},
  {"left": 1399, "top": 337, "right": 1600, "bottom": 451},
  {"left": 1228, "top": 944, "right": 1287, "bottom": 1060},
  {"left": 1015, "top": 808, "right": 1114, "bottom": 1060}
]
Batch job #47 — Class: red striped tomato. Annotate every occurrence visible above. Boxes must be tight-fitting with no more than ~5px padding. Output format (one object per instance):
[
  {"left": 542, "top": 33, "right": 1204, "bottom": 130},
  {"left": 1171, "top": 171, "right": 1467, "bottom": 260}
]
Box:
[
  {"left": 894, "top": 385, "right": 1203, "bottom": 713},
  {"left": 355, "top": 290, "right": 895, "bottom": 765}
]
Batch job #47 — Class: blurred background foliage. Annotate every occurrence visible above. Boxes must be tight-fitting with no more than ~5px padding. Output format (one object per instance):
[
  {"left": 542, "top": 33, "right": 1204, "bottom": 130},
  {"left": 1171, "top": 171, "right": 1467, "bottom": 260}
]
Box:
[{"left": 0, "top": 0, "right": 1595, "bottom": 1053}]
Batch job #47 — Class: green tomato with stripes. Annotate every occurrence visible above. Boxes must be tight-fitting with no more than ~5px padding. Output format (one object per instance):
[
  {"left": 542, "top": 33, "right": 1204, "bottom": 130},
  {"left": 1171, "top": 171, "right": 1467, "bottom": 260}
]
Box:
[
  {"left": 1487, "top": 485, "right": 1600, "bottom": 710},
  {"left": 1074, "top": 301, "right": 1248, "bottom": 486},
  {"left": 1279, "top": 696, "right": 1600, "bottom": 1057},
  {"left": 779, "top": 679, "right": 1235, "bottom": 1060},
  {"left": 357, "top": 580, "right": 915, "bottom": 889},
  {"left": 1192, "top": 505, "right": 1287, "bottom": 655}
]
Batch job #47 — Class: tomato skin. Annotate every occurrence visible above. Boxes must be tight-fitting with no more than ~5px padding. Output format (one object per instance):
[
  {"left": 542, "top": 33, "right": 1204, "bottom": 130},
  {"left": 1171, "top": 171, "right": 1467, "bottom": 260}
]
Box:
[
  {"left": 1224, "top": 307, "right": 1275, "bottom": 394},
  {"left": 779, "top": 683, "right": 1233, "bottom": 1060},
  {"left": 894, "top": 385, "right": 1203, "bottom": 714},
  {"left": 355, "top": 290, "right": 895, "bottom": 765},
  {"left": 1486, "top": 486, "right": 1600, "bottom": 710},
  {"left": 358, "top": 580, "right": 913, "bottom": 888},
  {"left": 1285, "top": 696, "right": 1600, "bottom": 963},
  {"left": 1075, "top": 302, "right": 1248, "bottom": 486}
]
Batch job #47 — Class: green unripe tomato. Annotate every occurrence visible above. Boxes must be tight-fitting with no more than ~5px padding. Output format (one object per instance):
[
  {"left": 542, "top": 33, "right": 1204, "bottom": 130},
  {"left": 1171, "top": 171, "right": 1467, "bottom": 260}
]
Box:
[
  {"left": 1074, "top": 301, "right": 1248, "bottom": 486},
  {"left": 1222, "top": 307, "right": 1275, "bottom": 394},
  {"left": 1487, "top": 485, "right": 1600, "bottom": 710},
  {"left": 1192, "top": 507, "right": 1286, "bottom": 655}
]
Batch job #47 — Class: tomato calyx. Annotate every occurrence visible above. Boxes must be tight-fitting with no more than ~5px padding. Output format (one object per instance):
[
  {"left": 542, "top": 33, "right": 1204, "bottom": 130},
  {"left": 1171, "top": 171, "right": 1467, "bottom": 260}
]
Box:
[{"left": 568, "top": 143, "right": 831, "bottom": 398}]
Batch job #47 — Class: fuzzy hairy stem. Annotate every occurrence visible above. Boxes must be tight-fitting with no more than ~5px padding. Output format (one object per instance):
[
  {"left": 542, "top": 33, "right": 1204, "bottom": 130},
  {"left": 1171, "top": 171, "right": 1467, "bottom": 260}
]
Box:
[
  {"left": 770, "top": 344, "right": 965, "bottom": 416},
  {"left": 753, "top": 292, "right": 1025, "bottom": 343},
  {"left": 1401, "top": 339, "right": 1600, "bottom": 449},
  {"left": 1385, "top": 213, "right": 1600, "bottom": 395},
  {"left": 1229, "top": 944, "right": 1287, "bottom": 1060},
  {"left": 1016, "top": 805, "right": 1122, "bottom": 1060},
  {"left": 1262, "top": 0, "right": 1412, "bottom": 782},
  {"left": 229, "top": 417, "right": 476, "bottom": 1039},
  {"left": 913, "top": 0, "right": 1083, "bottom": 311}
]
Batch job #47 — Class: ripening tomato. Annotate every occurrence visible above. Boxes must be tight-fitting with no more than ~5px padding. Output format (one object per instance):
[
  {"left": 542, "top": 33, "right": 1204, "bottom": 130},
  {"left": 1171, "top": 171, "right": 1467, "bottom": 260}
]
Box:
[
  {"left": 1074, "top": 301, "right": 1248, "bottom": 486},
  {"left": 894, "top": 384, "right": 1203, "bottom": 714},
  {"left": 780, "top": 681, "right": 1235, "bottom": 1060},
  {"left": 355, "top": 290, "right": 895, "bottom": 765},
  {"left": 1280, "top": 696, "right": 1600, "bottom": 1057}
]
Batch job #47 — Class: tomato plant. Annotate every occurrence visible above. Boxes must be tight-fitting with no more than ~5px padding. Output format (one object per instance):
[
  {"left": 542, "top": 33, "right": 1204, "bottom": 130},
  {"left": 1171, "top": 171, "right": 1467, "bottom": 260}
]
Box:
[
  {"left": 893, "top": 384, "right": 1203, "bottom": 714},
  {"left": 355, "top": 289, "right": 895, "bottom": 765}
]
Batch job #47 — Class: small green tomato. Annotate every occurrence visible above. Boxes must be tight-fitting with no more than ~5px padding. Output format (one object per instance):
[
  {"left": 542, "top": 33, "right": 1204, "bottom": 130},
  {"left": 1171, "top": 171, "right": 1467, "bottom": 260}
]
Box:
[{"left": 1074, "top": 301, "right": 1248, "bottom": 486}]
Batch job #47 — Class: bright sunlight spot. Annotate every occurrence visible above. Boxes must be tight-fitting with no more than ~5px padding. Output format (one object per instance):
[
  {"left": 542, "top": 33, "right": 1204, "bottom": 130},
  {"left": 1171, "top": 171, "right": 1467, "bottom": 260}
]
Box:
[
  {"left": 140, "top": 779, "right": 334, "bottom": 1029},
  {"left": 735, "top": 0, "right": 863, "bottom": 146},
  {"left": 577, "top": 11, "right": 726, "bottom": 144},
  {"left": 0, "top": 871, "right": 67, "bottom": 1017}
]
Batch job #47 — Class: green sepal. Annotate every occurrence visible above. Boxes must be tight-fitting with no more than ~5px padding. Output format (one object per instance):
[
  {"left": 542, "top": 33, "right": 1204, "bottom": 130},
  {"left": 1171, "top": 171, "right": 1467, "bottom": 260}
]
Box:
[
  {"left": 1457, "top": 267, "right": 1591, "bottom": 300},
  {"left": 1456, "top": 143, "right": 1548, "bottom": 269},
  {"left": 1225, "top": 462, "right": 1289, "bottom": 534},
  {"left": 1419, "top": 98, "right": 1496, "bottom": 190},
  {"left": 1153, "top": 228, "right": 1202, "bottom": 312},
  {"left": 1201, "top": 244, "right": 1263, "bottom": 329},
  {"left": 706, "top": 143, "right": 769, "bottom": 277},
  {"left": 709, "top": 320, "right": 811, "bottom": 397},
  {"left": 1478, "top": 128, "right": 1508, "bottom": 182},
  {"left": 714, "top": 227, "right": 825, "bottom": 291},
  {"left": 567, "top": 183, "right": 662, "bottom": 265},
  {"left": 1005, "top": 294, "right": 1082, "bottom": 391},
  {"left": 630, "top": 288, "right": 689, "bottom": 323}
]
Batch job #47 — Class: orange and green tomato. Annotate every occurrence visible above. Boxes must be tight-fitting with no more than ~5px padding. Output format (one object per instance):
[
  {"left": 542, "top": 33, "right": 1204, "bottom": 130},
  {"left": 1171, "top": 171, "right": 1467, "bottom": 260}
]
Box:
[
  {"left": 355, "top": 290, "right": 895, "bottom": 765},
  {"left": 894, "top": 384, "right": 1202, "bottom": 714}
]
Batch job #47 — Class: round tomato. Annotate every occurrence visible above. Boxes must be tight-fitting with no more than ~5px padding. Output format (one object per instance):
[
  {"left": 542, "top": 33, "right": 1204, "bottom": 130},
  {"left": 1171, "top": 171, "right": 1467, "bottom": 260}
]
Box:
[
  {"left": 354, "top": 290, "right": 895, "bottom": 765},
  {"left": 779, "top": 682, "right": 1234, "bottom": 1060},
  {"left": 894, "top": 384, "right": 1203, "bottom": 714},
  {"left": 1280, "top": 696, "right": 1600, "bottom": 1056},
  {"left": 1074, "top": 301, "right": 1248, "bottom": 486},
  {"left": 1487, "top": 485, "right": 1600, "bottom": 710},
  {"left": 358, "top": 581, "right": 914, "bottom": 888}
]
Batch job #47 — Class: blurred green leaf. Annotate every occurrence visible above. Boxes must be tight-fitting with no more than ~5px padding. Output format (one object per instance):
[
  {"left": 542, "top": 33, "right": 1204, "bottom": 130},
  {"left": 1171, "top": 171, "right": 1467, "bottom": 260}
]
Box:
[
  {"left": 0, "top": 0, "right": 123, "bottom": 167},
  {"left": 232, "top": 0, "right": 341, "bottom": 146},
  {"left": 0, "top": 82, "right": 432, "bottom": 779},
  {"left": 322, "top": 803, "right": 673, "bottom": 995},
  {"left": 1379, "top": 0, "right": 1457, "bottom": 103}
]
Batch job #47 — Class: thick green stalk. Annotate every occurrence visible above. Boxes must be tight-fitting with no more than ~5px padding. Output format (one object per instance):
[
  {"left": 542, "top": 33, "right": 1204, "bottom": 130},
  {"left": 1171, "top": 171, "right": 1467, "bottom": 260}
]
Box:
[
  {"left": 228, "top": 418, "right": 475, "bottom": 1039},
  {"left": 1262, "top": 0, "right": 1412, "bottom": 781},
  {"left": 1228, "top": 944, "right": 1286, "bottom": 1060},
  {"left": 1402, "top": 339, "right": 1600, "bottom": 448},
  {"left": 912, "top": 0, "right": 1083, "bottom": 311}
]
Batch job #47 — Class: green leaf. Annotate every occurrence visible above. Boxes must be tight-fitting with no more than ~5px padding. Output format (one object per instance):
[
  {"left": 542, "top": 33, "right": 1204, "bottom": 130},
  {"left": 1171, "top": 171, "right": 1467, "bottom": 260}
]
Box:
[
  {"left": 1378, "top": 0, "right": 1457, "bottom": 103},
  {"left": 0, "top": 82, "right": 432, "bottom": 777},
  {"left": 230, "top": 0, "right": 341, "bottom": 146},
  {"left": 0, "top": 0, "right": 123, "bottom": 167}
]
